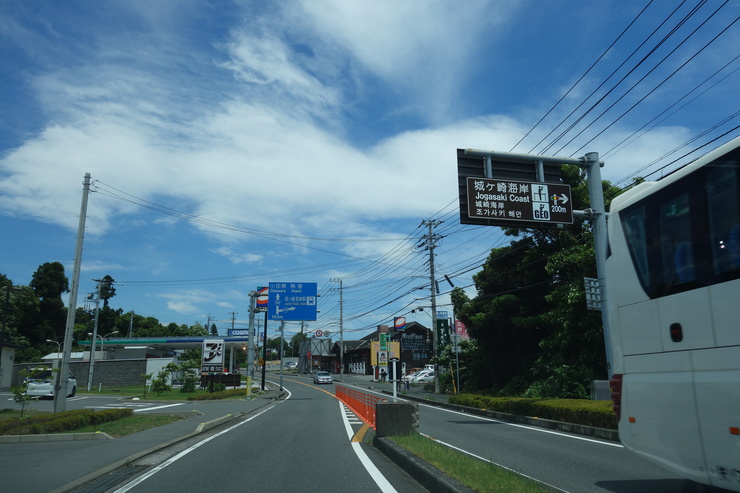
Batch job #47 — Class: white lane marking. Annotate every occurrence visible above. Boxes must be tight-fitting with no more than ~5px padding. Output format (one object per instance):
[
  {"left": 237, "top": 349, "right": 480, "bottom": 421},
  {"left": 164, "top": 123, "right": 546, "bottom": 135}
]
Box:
[
  {"left": 338, "top": 400, "right": 397, "bottom": 493},
  {"left": 353, "top": 385, "right": 621, "bottom": 448},
  {"left": 133, "top": 403, "right": 185, "bottom": 412},
  {"left": 424, "top": 405, "right": 623, "bottom": 448},
  {"left": 112, "top": 389, "right": 291, "bottom": 493},
  {"left": 421, "top": 432, "right": 571, "bottom": 493}
]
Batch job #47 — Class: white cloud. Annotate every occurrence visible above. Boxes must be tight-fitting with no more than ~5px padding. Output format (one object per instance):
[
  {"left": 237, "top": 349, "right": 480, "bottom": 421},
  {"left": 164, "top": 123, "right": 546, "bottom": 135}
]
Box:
[{"left": 213, "top": 247, "right": 263, "bottom": 265}]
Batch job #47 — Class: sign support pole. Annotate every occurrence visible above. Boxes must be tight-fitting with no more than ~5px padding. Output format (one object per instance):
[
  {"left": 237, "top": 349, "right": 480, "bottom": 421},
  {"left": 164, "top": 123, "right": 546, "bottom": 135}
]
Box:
[
  {"left": 261, "top": 312, "right": 268, "bottom": 390},
  {"left": 582, "top": 152, "right": 613, "bottom": 378},
  {"left": 246, "top": 291, "right": 257, "bottom": 398},
  {"left": 279, "top": 320, "right": 285, "bottom": 391}
]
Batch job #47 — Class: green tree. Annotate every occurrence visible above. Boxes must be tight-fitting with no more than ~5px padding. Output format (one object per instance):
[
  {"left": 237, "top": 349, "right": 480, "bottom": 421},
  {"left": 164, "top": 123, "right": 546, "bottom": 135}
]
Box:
[
  {"left": 267, "top": 336, "right": 288, "bottom": 359},
  {"left": 290, "top": 332, "right": 308, "bottom": 356},
  {"left": 99, "top": 275, "right": 116, "bottom": 308},
  {"left": 28, "top": 262, "right": 69, "bottom": 345},
  {"left": 455, "top": 165, "right": 623, "bottom": 396}
]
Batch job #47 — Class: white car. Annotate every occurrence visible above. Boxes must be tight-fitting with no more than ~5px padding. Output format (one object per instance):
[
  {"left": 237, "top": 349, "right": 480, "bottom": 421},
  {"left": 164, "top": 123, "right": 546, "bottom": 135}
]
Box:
[
  {"left": 25, "top": 368, "right": 77, "bottom": 399},
  {"left": 410, "top": 370, "right": 434, "bottom": 383},
  {"left": 313, "top": 371, "right": 333, "bottom": 384},
  {"left": 416, "top": 372, "right": 435, "bottom": 383}
]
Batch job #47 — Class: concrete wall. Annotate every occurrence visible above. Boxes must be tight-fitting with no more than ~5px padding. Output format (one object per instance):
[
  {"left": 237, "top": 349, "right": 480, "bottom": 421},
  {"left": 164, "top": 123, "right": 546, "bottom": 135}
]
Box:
[{"left": 13, "top": 359, "right": 151, "bottom": 389}]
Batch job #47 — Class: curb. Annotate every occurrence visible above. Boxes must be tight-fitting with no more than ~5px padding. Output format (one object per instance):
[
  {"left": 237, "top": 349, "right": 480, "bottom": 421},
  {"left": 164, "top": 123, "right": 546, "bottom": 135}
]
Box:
[
  {"left": 373, "top": 436, "right": 475, "bottom": 493},
  {"left": 0, "top": 431, "right": 113, "bottom": 443}
]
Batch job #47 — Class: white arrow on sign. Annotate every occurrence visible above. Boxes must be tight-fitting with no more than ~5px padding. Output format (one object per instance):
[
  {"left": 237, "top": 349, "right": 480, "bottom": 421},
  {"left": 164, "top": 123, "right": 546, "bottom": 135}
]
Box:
[{"left": 552, "top": 194, "right": 569, "bottom": 205}]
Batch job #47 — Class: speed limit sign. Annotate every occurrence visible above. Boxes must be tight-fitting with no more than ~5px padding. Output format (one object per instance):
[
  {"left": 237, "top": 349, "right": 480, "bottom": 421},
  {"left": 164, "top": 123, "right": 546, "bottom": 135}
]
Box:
[{"left": 315, "top": 330, "right": 323, "bottom": 337}]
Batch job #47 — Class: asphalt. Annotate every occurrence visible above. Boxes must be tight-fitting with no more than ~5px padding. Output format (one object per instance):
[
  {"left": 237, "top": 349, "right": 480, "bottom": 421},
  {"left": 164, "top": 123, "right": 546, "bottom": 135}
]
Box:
[{"left": 0, "top": 373, "right": 616, "bottom": 493}]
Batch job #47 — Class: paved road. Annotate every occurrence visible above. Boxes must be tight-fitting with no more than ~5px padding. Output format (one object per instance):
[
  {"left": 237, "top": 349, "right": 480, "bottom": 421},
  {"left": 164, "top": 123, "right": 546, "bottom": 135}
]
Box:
[
  {"left": 336, "top": 373, "right": 728, "bottom": 493},
  {"left": 0, "top": 372, "right": 729, "bottom": 492},
  {"left": 107, "top": 377, "right": 426, "bottom": 493},
  {"left": 0, "top": 376, "right": 427, "bottom": 493}
]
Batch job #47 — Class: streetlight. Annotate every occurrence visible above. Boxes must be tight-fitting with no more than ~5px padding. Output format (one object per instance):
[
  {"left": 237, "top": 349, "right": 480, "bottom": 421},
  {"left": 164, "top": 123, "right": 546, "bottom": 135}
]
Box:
[
  {"left": 87, "top": 330, "right": 118, "bottom": 391},
  {"left": 46, "top": 339, "right": 63, "bottom": 354}
]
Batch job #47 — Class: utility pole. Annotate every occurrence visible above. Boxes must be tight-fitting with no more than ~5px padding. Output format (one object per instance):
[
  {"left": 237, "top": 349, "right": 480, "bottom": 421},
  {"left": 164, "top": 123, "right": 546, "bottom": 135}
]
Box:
[
  {"left": 331, "top": 278, "right": 344, "bottom": 381},
  {"left": 87, "top": 279, "right": 102, "bottom": 391},
  {"left": 279, "top": 320, "right": 285, "bottom": 391},
  {"left": 421, "top": 219, "right": 443, "bottom": 394},
  {"left": 229, "top": 312, "right": 237, "bottom": 373},
  {"left": 246, "top": 293, "right": 257, "bottom": 398},
  {"left": 128, "top": 310, "right": 134, "bottom": 338},
  {"left": 55, "top": 173, "right": 91, "bottom": 413}
]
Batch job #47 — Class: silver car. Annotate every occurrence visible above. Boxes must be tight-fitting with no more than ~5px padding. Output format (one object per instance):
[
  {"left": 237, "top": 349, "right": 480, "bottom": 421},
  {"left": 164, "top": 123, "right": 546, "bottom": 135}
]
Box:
[
  {"left": 25, "top": 368, "right": 77, "bottom": 398},
  {"left": 313, "top": 371, "right": 333, "bottom": 384}
]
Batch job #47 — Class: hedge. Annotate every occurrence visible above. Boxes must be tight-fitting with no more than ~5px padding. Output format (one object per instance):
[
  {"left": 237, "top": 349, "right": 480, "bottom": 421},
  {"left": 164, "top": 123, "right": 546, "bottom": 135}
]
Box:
[
  {"left": 0, "top": 408, "right": 133, "bottom": 435},
  {"left": 448, "top": 394, "right": 617, "bottom": 429}
]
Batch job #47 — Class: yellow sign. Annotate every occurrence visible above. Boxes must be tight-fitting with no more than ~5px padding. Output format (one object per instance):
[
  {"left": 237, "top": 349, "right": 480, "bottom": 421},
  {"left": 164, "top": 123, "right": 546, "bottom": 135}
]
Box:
[{"left": 370, "top": 341, "right": 400, "bottom": 365}]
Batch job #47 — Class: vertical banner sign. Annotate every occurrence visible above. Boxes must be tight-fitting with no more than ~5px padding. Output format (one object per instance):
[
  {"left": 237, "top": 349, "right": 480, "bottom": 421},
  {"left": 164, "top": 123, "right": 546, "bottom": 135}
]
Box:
[
  {"left": 454, "top": 320, "right": 470, "bottom": 340},
  {"left": 436, "top": 319, "right": 451, "bottom": 346},
  {"left": 378, "top": 333, "right": 389, "bottom": 371},
  {"left": 256, "top": 286, "right": 269, "bottom": 312},
  {"left": 202, "top": 339, "right": 224, "bottom": 373}
]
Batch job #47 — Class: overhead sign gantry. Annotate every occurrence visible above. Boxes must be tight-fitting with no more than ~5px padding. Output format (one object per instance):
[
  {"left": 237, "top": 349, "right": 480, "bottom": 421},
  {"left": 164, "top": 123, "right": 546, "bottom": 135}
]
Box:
[{"left": 457, "top": 148, "right": 575, "bottom": 228}]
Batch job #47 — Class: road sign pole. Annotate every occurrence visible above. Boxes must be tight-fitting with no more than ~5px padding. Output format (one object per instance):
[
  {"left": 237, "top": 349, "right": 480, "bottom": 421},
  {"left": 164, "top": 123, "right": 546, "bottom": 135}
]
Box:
[
  {"left": 583, "top": 152, "right": 613, "bottom": 379},
  {"left": 246, "top": 291, "right": 257, "bottom": 398},
  {"left": 261, "top": 312, "right": 267, "bottom": 390}
]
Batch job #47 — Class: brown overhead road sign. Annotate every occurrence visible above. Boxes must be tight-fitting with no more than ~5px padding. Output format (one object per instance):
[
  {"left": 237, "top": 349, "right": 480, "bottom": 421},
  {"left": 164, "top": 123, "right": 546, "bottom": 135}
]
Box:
[
  {"left": 457, "top": 148, "right": 579, "bottom": 229},
  {"left": 466, "top": 177, "right": 573, "bottom": 225}
]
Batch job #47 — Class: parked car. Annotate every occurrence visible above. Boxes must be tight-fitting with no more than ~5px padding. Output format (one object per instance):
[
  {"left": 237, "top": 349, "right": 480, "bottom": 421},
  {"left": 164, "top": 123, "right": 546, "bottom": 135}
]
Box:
[
  {"left": 313, "top": 371, "right": 333, "bottom": 384},
  {"left": 25, "top": 368, "right": 77, "bottom": 399},
  {"left": 412, "top": 371, "right": 434, "bottom": 383}
]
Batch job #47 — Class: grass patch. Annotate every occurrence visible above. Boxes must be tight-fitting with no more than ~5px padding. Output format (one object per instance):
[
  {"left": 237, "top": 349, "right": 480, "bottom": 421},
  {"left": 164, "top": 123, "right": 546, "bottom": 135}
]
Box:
[
  {"left": 66, "top": 413, "right": 186, "bottom": 438},
  {"left": 390, "top": 433, "right": 549, "bottom": 493},
  {"left": 0, "top": 409, "right": 187, "bottom": 438}
]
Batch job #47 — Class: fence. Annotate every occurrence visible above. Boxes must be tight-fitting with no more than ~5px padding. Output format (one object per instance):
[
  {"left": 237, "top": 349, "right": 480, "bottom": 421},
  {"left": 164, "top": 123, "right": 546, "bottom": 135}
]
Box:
[{"left": 335, "top": 385, "right": 386, "bottom": 428}]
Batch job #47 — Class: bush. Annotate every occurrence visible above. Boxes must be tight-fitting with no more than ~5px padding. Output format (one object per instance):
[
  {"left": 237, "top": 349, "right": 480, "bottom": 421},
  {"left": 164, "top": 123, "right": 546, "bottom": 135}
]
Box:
[
  {"left": 448, "top": 394, "right": 617, "bottom": 429},
  {"left": 180, "top": 367, "right": 199, "bottom": 393},
  {"left": 0, "top": 408, "right": 134, "bottom": 435}
]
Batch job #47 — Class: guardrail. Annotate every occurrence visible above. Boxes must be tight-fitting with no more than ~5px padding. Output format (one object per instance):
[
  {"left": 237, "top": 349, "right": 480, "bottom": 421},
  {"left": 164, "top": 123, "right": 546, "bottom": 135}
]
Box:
[{"left": 335, "top": 385, "right": 386, "bottom": 428}]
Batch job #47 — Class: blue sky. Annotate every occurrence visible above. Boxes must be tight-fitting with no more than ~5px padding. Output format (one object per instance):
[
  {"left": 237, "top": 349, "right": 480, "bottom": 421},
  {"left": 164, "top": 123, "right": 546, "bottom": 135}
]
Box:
[{"left": 1, "top": 0, "right": 738, "bottom": 342}]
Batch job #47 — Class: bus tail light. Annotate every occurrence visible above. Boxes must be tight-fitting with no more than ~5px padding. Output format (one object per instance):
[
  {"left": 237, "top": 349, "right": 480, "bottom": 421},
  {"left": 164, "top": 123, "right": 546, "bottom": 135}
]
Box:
[{"left": 609, "top": 374, "right": 624, "bottom": 421}]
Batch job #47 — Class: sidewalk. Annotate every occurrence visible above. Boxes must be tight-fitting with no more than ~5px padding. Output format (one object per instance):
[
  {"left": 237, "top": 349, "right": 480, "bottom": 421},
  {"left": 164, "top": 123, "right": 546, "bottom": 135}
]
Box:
[{"left": 0, "top": 386, "right": 282, "bottom": 493}]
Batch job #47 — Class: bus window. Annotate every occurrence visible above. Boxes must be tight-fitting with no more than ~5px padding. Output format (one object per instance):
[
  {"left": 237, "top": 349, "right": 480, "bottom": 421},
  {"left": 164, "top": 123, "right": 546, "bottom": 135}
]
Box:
[
  {"left": 706, "top": 165, "right": 740, "bottom": 276},
  {"left": 621, "top": 206, "right": 650, "bottom": 291},
  {"left": 659, "top": 193, "right": 694, "bottom": 288}
]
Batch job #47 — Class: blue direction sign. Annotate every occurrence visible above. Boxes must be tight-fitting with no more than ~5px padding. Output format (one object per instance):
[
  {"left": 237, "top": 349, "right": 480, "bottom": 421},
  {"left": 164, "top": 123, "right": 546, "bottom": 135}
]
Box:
[{"left": 267, "top": 282, "right": 318, "bottom": 321}]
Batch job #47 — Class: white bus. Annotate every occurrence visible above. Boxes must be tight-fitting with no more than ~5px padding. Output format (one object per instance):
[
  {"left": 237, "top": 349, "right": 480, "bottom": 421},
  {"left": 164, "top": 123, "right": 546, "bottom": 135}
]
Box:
[{"left": 606, "top": 135, "right": 740, "bottom": 491}]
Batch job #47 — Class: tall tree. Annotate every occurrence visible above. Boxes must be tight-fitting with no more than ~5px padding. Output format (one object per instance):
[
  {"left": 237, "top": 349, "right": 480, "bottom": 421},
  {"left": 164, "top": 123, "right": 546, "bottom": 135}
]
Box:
[
  {"left": 99, "top": 275, "right": 116, "bottom": 308},
  {"left": 28, "top": 262, "right": 69, "bottom": 344}
]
